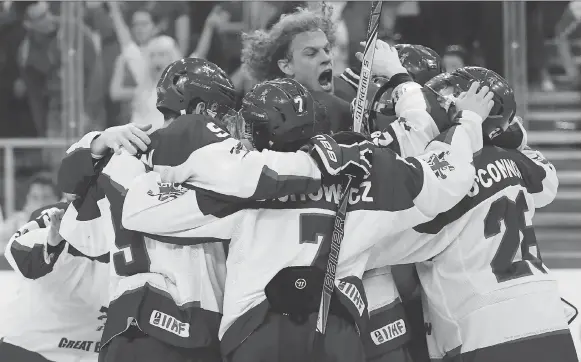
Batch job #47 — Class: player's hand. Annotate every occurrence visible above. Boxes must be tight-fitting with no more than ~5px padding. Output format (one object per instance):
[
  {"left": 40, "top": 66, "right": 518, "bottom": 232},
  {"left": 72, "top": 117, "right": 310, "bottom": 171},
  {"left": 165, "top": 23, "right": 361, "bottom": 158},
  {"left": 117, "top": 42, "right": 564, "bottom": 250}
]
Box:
[
  {"left": 370, "top": 130, "right": 395, "bottom": 148},
  {"left": 90, "top": 123, "right": 152, "bottom": 157},
  {"left": 205, "top": 5, "right": 230, "bottom": 30},
  {"left": 305, "top": 132, "right": 373, "bottom": 179},
  {"left": 356, "top": 39, "right": 407, "bottom": 79},
  {"left": 44, "top": 208, "right": 65, "bottom": 247},
  {"left": 453, "top": 82, "right": 494, "bottom": 122},
  {"left": 488, "top": 116, "right": 527, "bottom": 150}
]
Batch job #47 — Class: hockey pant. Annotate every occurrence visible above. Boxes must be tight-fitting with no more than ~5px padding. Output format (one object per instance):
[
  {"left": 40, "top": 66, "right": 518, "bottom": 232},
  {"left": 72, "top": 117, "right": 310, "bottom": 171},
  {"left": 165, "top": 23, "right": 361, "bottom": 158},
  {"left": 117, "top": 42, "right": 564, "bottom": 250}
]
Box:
[
  {"left": 98, "top": 326, "right": 221, "bottom": 362},
  {"left": 448, "top": 330, "right": 579, "bottom": 362},
  {"left": 225, "top": 311, "right": 365, "bottom": 362},
  {"left": 0, "top": 339, "right": 53, "bottom": 362},
  {"left": 363, "top": 299, "right": 415, "bottom": 362}
]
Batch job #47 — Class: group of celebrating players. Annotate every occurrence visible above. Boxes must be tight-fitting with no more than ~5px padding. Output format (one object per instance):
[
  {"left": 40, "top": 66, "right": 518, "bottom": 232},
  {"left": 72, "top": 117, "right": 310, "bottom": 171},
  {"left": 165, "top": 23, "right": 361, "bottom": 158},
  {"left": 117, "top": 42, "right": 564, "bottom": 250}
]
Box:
[{"left": 1, "top": 6, "right": 578, "bottom": 362}]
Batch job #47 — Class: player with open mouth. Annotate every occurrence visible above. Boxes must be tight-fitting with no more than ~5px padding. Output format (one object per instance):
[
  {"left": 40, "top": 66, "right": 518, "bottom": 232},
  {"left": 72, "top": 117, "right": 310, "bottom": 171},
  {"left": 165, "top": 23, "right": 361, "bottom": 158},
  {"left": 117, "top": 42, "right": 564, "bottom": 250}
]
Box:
[{"left": 241, "top": 7, "right": 337, "bottom": 94}]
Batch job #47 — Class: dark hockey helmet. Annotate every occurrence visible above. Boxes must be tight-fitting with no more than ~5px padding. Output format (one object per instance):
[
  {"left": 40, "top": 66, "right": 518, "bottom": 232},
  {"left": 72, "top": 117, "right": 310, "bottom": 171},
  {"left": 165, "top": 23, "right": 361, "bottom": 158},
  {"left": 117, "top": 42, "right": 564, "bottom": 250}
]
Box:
[
  {"left": 395, "top": 44, "right": 444, "bottom": 85},
  {"left": 425, "top": 66, "right": 516, "bottom": 141},
  {"left": 240, "top": 78, "right": 328, "bottom": 151},
  {"left": 368, "top": 44, "right": 444, "bottom": 118},
  {"left": 156, "top": 58, "right": 236, "bottom": 119}
]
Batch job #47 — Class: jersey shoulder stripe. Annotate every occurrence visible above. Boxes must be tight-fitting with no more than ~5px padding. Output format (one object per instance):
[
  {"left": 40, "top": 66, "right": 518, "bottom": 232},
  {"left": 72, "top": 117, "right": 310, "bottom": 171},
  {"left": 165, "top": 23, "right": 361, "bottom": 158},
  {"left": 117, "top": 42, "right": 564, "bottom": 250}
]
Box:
[
  {"left": 149, "top": 114, "right": 231, "bottom": 167},
  {"left": 414, "top": 146, "right": 546, "bottom": 234}
]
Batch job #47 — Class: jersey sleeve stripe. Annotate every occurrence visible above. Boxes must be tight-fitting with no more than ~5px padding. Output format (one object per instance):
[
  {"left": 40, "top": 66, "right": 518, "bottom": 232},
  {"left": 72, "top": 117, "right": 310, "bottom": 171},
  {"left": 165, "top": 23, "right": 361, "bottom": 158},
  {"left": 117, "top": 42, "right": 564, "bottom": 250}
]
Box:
[
  {"left": 8, "top": 239, "right": 66, "bottom": 279},
  {"left": 67, "top": 244, "right": 109, "bottom": 263},
  {"left": 58, "top": 131, "right": 102, "bottom": 195},
  {"left": 250, "top": 165, "right": 323, "bottom": 201},
  {"left": 144, "top": 233, "right": 231, "bottom": 246}
]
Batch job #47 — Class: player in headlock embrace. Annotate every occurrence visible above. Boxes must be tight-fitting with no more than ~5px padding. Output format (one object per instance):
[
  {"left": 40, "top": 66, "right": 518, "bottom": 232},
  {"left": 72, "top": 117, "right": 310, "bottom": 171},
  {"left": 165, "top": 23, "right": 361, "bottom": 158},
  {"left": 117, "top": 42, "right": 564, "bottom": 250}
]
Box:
[
  {"left": 367, "top": 66, "right": 578, "bottom": 362},
  {"left": 119, "top": 77, "right": 494, "bottom": 361},
  {"left": 59, "top": 58, "right": 365, "bottom": 362}
]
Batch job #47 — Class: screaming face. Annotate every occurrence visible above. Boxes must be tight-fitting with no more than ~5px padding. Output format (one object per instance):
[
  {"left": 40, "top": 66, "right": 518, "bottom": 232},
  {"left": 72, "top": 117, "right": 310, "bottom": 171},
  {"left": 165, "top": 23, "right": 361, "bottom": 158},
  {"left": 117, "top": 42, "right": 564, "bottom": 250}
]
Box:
[{"left": 279, "top": 29, "right": 334, "bottom": 93}]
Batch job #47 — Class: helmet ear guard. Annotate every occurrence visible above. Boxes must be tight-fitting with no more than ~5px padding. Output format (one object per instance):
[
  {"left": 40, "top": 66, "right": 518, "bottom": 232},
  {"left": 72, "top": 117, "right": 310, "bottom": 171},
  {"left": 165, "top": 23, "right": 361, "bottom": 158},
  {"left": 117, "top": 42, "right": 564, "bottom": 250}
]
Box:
[
  {"left": 239, "top": 79, "right": 327, "bottom": 152},
  {"left": 156, "top": 58, "right": 236, "bottom": 120}
]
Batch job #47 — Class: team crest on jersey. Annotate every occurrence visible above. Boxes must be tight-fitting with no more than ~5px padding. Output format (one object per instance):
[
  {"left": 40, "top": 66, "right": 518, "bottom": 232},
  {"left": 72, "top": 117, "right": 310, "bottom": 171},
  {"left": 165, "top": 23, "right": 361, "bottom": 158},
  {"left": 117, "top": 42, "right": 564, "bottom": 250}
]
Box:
[
  {"left": 427, "top": 151, "right": 455, "bottom": 179},
  {"left": 147, "top": 183, "right": 187, "bottom": 202},
  {"left": 397, "top": 118, "right": 414, "bottom": 132},
  {"left": 230, "top": 141, "right": 250, "bottom": 156}
]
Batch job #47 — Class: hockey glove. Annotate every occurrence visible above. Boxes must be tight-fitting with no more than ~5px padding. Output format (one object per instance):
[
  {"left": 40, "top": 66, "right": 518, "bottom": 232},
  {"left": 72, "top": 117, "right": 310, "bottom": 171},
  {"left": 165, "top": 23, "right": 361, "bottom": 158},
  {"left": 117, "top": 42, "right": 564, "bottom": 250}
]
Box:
[
  {"left": 488, "top": 116, "right": 527, "bottom": 150},
  {"left": 306, "top": 132, "right": 373, "bottom": 179}
]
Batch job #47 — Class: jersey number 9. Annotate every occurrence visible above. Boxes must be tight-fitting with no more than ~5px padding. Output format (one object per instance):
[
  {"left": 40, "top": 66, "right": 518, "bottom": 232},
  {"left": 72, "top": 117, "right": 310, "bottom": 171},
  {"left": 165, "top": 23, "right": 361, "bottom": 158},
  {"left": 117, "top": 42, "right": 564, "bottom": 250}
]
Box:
[{"left": 101, "top": 178, "right": 151, "bottom": 276}]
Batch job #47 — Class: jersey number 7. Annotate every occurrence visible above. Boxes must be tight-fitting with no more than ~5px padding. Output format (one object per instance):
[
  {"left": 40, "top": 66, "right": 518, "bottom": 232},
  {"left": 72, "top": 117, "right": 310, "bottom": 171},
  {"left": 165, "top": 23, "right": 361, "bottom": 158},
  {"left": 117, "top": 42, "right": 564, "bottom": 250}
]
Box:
[{"left": 484, "top": 190, "right": 547, "bottom": 283}]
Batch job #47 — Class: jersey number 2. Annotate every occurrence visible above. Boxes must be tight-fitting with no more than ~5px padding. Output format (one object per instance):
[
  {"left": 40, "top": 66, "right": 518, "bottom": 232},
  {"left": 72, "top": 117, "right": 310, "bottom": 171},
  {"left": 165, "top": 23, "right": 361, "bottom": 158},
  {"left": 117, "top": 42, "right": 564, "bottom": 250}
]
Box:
[{"left": 484, "top": 190, "right": 547, "bottom": 283}]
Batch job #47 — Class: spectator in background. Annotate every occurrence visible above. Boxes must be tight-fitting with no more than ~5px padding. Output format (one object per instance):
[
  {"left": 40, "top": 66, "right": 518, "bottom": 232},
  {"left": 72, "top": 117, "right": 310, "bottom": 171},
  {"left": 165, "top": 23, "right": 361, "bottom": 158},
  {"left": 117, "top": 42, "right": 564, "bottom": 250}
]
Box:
[
  {"left": 123, "top": 1, "right": 190, "bottom": 55},
  {"left": 108, "top": 2, "right": 156, "bottom": 123},
  {"left": 85, "top": 1, "right": 122, "bottom": 128},
  {"left": 109, "top": 1, "right": 182, "bottom": 130},
  {"left": 0, "top": 2, "right": 35, "bottom": 138},
  {"left": 189, "top": 5, "right": 230, "bottom": 60},
  {"left": 0, "top": 172, "right": 61, "bottom": 251},
  {"left": 131, "top": 35, "right": 181, "bottom": 129},
  {"left": 13, "top": 1, "right": 104, "bottom": 168},
  {"left": 442, "top": 44, "right": 468, "bottom": 73}
]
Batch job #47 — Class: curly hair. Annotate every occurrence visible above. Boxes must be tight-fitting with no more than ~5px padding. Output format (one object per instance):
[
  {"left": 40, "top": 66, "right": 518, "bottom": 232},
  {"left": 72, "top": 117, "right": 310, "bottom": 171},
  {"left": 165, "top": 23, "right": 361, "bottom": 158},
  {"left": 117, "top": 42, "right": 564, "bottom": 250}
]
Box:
[{"left": 241, "top": 5, "right": 337, "bottom": 82}]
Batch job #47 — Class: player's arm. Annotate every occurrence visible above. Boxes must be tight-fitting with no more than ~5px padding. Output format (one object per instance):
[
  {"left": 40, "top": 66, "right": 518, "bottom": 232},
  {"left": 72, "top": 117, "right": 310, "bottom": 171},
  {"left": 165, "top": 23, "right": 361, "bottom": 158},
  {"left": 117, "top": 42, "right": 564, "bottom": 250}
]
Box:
[
  {"left": 5, "top": 206, "right": 68, "bottom": 279},
  {"left": 58, "top": 124, "right": 151, "bottom": 196},
  {"left": 371, "top": 82, "right": 458, "bottom": 159},
  {"left": 57, "top": 131, "right": 104, "bottom": 196},
  {"left": 388, "top": 110, "right": 481, "bottom": 218},
  {"left": 97, "top": 144, "right": 240, "bottom": 244},
  {"left": 514, "top": 146, "right": 559, "bottom": 208},
  {"left": 147, "top": 115, "right": 338, "bottom": 201},
  {"left": 121, "top": 171, "right": 243, "bottom": 240},
  {"left": 364, "top": 113, "right": 483, "bottom": 267}
]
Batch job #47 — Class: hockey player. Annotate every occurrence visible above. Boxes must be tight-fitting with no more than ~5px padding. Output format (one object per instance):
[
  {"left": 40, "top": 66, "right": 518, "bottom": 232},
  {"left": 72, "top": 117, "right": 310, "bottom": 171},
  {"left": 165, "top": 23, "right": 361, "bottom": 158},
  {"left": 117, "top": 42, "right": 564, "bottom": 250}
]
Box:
[
  {"left": 339, "top": 40, "right": 445, "bottom": 362},
  {"left": 368, "top": 67, "right": 578, "bottom": 362},
  {"left": 119, "top": 77, "right": 493, "bottom": 361},
  {"left": 0, "top": 203, "right": 109, "bottom": 362},
  {"left": 241, "top": 6, "right": 358, "bottom": 133},
  {"left": 242, "top": 7, "right": 335, "bottom": 93},
  {"left": 58, "top": 58, "right": 371, "bottom": 362}
]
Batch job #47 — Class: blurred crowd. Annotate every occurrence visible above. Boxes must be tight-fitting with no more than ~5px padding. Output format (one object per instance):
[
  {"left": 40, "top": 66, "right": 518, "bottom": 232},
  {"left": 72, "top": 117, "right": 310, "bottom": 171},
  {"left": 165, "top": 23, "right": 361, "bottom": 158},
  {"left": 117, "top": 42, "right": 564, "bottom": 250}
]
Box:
[
  {"left": 0, "top": 1, "right": 576, "bottom": 140},
  {"left": 0, "top": 1, "right": 578, "bottom": 244}
]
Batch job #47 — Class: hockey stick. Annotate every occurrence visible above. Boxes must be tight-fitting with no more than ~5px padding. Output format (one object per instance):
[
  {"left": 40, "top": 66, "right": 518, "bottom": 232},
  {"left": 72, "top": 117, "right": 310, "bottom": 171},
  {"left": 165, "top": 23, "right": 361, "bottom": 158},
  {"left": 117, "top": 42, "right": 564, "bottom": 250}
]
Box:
[
  {"left": 311, "top": 4, "right": 382, "bottom": 359},
  {"left": 352, "top": 1, "right": 383, "bottom": 134},
  {"left": 311, "top": 175, "right": 353, "bottom": 361}
]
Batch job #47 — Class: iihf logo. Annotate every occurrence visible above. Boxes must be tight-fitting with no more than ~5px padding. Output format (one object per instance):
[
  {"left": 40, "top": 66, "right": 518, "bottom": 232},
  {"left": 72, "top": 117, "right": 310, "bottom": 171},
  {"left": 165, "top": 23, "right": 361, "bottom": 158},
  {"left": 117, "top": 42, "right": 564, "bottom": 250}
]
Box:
[{"left": 295, "top": 278, "right": 307, "bottom": 290}]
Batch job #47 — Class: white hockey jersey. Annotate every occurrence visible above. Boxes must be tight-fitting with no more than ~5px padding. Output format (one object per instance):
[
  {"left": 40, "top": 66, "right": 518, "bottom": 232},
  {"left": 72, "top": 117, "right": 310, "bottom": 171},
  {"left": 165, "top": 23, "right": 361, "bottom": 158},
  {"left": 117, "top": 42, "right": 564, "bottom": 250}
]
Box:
[
  {"left": 58, "top": 114, "right": 325, "bottom": 350},
  {"left": 368, "top": 145, "right": 567, "bottom": 359},
  {"left": 360, "top": 81, "right": 452, "bottom": 345},
  {"left": 120, "top": 110, "right": 484, "bottom": 356},
  {"left": 365, "top": 83, "right": 570, "bottom": 358},
  {"left": 1, "top": 204, "right": 108, "bottom": 362}
]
